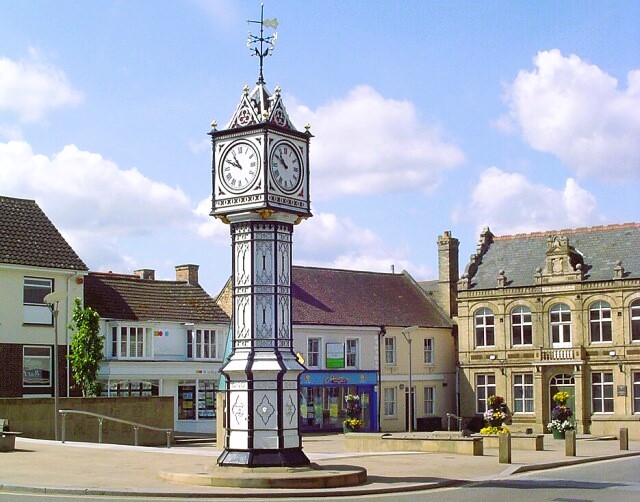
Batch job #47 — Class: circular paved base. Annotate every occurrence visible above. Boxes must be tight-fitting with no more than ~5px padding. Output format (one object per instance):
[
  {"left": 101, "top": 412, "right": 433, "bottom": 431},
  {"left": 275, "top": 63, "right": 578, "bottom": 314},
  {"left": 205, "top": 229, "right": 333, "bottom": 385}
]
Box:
[{"left": 159, "top": 462, "right": 367, "bottom": 489}]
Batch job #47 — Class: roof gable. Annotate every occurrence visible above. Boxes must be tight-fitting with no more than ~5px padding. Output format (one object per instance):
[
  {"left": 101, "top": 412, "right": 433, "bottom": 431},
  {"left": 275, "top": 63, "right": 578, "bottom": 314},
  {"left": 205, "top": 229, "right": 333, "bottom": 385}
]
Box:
[
  {"left": 462, "top": 223, "right": 640, "bottom": 290},
  {"left": 0, "top": 196, "right": 87, "bottom": 271},
  {"left": 292, "top": 266, "right": 451, "bottom": 328},
  {"left": 85, "top": 272, "right": 229, "bottom": 324}
]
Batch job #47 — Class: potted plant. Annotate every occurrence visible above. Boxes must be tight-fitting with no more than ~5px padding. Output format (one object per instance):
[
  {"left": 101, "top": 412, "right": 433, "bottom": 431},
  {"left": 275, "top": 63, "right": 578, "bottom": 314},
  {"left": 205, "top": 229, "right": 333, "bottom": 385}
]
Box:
[
  {"left": 343, "top": 394, "right": 364, "bottom": 432},
  {"left": 480, "top": 395, "right": 510, "bottom": 435},
  {"left": 548, "top": 391, "right": 574, "bottom": 439}
]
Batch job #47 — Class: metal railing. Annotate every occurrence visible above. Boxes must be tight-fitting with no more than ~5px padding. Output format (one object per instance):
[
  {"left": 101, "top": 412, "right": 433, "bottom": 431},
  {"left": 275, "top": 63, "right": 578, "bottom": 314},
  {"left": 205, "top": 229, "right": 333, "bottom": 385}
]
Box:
[
  {"left": 59, "top": 409, "right": 173, "bottom": 448},
  {"left": 446, "top": 412, "right": 463, "bottom": 431}
]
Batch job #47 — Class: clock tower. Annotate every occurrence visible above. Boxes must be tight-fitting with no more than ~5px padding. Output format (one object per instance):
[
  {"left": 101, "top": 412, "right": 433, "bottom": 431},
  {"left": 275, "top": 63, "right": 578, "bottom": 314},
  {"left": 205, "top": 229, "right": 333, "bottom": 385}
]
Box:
[{"left": 211, "top": 8, "right": 311, "bottom": 468}]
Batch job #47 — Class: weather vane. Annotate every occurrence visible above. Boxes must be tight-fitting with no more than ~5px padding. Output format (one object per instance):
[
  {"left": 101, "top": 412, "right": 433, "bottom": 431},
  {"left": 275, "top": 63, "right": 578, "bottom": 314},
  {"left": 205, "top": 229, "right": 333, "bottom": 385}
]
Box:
[{"left": 247, "top": 3, "right": 278, "bottom": 84}]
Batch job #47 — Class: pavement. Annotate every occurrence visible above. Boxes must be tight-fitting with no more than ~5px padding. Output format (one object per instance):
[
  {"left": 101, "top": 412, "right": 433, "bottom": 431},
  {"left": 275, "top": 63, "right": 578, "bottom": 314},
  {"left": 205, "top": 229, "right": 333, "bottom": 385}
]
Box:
[{"left": 0, "top": 434, "right": 639, "bottom": 498}]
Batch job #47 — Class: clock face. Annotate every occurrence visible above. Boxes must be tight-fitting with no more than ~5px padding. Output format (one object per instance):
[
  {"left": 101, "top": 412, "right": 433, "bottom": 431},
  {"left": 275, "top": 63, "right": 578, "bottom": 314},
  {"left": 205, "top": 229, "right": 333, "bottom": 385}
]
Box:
[
  {"left": 270, "top": 141, "right": 302, "bottom": 193},
  {"left": 219, "top": 141, "right": 260, "bottom": 192}
]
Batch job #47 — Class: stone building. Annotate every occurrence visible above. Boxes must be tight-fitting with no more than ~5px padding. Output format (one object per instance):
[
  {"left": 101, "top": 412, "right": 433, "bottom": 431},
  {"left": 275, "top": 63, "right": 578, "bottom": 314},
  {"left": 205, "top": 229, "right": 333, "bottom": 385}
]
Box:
[{"left": 454, "top": 223, "right": 640, "bottom": 438}]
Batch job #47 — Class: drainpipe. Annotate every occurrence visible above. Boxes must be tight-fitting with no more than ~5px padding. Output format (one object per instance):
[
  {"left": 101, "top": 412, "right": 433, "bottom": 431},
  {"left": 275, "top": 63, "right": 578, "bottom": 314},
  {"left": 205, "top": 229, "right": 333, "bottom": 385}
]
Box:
[{"left": 377, "top": 326, "right": 386, "bottom": 432}]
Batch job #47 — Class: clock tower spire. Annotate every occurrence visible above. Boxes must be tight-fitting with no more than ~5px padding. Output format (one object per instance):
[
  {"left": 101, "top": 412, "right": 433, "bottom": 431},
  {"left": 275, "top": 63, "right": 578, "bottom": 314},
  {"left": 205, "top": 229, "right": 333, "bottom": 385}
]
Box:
[{"left": 211, "top": 6, "right": 311, "bottom": 468}]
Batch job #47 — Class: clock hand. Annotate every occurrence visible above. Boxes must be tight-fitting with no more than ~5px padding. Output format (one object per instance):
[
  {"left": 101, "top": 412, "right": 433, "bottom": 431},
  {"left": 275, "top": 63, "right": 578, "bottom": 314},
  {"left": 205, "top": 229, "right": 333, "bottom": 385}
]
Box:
[{"left": 277, "top": 154, "right": 289, "bottom": 170}]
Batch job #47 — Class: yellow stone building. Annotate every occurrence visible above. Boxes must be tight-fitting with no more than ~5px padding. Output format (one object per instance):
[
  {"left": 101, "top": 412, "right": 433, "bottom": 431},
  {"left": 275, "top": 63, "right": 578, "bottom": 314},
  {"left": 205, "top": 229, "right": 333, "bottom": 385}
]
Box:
[{"left": 454, "top": 224, "right": 640, "bottom": 438}]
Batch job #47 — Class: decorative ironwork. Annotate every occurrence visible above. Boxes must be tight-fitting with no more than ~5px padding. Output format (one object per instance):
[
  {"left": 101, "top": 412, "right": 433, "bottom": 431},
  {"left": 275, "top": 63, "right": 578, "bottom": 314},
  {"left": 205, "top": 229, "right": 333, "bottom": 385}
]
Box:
[
  {"left": 247, "top": 5, "right": 278, "bottom": 84},
  {"left": 256, "top": 394, "right": 275, "bottom": 425}
]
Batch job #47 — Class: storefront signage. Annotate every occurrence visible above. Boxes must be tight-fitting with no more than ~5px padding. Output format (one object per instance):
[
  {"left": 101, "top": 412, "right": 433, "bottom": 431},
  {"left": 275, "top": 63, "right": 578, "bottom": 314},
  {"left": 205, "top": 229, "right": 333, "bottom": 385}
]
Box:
[
  {"left": 325, "top": 342, "right": 345, "bottom": 369},
  {"left": 325, "top": 375, "right": 348, "bottom": 384}
]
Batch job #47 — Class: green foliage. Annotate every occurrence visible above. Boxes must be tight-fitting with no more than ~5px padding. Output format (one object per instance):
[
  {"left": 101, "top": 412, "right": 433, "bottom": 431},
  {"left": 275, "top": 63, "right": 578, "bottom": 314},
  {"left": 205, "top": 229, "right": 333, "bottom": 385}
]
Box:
[{"left": 67, "top": 297, "right": 103, "bottom": 397}]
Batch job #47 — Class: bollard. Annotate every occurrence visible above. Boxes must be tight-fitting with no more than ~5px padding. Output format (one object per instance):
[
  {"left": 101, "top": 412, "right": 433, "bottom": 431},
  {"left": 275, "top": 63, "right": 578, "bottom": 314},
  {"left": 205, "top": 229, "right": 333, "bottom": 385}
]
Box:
[
  {"left": 620, "top": 427, "right": 629, "bottom": 451},
  {"left": 499, "top": 432, "right": 511, "bottom": 464},
  {"left": 565, "top": 429, "right": 576, "bottom": 456}
]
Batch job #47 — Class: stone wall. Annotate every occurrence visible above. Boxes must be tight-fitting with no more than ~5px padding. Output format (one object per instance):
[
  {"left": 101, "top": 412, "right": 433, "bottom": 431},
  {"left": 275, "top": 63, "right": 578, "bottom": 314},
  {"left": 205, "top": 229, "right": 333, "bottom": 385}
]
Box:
[{"left": 0, "top": 396, "right": 173, "bottom": 446}]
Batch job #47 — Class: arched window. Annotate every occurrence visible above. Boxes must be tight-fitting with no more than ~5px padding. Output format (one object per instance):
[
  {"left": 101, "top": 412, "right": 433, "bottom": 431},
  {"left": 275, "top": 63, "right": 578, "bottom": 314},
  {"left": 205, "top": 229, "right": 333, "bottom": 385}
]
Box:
[
  {"left": 550, "top": 303, "right": 571, "bottom": 346},
  {"left": 475, "top": 307, "right": 494, "bottom": 347},
  {"left": 589, "top": 301, "right": 612, "bottom": 343},
  {"left": 631, "top": 299, "right": 640, "bottom": 342},
  {"left": 511, "top": 305, "right": 532, "bottom": 345}
]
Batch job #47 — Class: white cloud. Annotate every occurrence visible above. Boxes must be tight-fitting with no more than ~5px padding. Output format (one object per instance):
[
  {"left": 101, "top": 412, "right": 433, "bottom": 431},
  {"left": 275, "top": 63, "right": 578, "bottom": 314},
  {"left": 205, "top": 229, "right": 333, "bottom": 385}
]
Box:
[
  {"left": 295, "top": 210, "right": 431, "bottom": 278},
  {"left": 289, "top": 85, "right": 465, "bottom": 199},
  {"left": 0, "top": 140, "right": 214, "bottom": 271},
  {"left": 465, "top": 166, "right": 598, "bottom": 234},
  {"left": 503, "top": 49, "right": 640, "bottom": 180},
  {"left": 0, "top": 51, "right": 83, "bottom": 123}
]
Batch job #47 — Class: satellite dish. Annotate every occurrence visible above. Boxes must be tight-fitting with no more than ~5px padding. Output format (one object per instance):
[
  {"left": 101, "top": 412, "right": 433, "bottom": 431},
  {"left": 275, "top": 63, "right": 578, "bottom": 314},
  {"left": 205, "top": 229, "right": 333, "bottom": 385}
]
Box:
[{"left": 43, "top": 291, "right": 67, "bottom": 304}]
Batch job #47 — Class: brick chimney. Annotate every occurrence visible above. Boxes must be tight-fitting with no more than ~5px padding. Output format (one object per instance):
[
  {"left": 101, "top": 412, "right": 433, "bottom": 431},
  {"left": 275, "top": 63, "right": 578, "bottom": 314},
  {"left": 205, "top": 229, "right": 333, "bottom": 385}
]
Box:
[
  {"left": 176, "top": 264, "right": 199, "bottom": 286},
  {"left": 437, "top": 231, "right": 459, "bottom": 317},
  {"left": 134, "top": 269, "right": 155, "bottom": 280}
]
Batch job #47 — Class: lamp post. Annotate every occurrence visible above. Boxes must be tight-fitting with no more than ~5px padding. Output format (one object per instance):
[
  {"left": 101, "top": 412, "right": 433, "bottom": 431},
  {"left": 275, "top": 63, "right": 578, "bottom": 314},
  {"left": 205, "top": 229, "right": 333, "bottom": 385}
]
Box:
[
  {"left": 44, "top": 291, "right": 66, "bottom": 441},
  {"left": 401, "top": 326, "right": 419, "bottom": 433}
]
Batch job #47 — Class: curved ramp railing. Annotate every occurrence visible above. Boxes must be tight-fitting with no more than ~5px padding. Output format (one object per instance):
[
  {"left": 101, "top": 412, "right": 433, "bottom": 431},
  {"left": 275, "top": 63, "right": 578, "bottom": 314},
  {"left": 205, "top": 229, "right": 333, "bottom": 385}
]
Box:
[
  {"left": 446, "top": 412, "right": 463, "bottom": 431},
  {"left": 59, "top": 409, "right": 173, "bottom": 448}
]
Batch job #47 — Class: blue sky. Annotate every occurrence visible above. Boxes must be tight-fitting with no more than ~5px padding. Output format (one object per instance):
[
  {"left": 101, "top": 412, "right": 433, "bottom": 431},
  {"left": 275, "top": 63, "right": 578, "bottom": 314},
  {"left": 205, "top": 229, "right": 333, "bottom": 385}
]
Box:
[{"left": 1, "top": 0, "right": 639, "bottom": 295}]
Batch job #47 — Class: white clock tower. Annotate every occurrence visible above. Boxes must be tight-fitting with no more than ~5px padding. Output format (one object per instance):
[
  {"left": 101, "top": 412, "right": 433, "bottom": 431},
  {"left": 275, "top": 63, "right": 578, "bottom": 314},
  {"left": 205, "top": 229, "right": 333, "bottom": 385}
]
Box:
[{"left": 211, "top": 8, "right": 312, "bottom": 467}]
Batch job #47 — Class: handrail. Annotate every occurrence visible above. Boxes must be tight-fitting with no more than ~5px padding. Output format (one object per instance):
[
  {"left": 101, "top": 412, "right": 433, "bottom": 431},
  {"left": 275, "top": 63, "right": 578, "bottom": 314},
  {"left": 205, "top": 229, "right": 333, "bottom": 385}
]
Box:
[
  {"left": 59, "top": 409, "right": 173, "bottom": 448},
  {"left": 446, "top": 412, "right": 463, "bottom": 432}
]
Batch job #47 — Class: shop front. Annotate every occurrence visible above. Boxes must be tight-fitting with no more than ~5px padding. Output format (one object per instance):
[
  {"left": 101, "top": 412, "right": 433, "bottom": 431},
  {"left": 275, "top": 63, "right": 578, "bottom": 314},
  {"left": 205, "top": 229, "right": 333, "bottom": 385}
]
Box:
[{"left": 299, "top": 370, "right": 378, "bottom": 432}]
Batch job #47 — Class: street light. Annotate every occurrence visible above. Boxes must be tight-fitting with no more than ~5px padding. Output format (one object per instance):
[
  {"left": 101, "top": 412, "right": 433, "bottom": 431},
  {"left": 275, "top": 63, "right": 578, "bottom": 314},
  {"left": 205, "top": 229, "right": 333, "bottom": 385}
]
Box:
[
  {"left": 401, "top": 325, "right": 419, "bottom": 433},
  {"left": 44, "top": 291, "right": 67, "bottom": 441}
]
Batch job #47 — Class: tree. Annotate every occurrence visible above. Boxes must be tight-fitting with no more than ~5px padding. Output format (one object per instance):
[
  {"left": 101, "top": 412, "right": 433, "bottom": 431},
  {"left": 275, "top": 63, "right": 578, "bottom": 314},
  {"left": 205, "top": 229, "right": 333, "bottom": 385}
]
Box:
[{"left": 67, "top": 297, "right": 103, "bottom": 397}]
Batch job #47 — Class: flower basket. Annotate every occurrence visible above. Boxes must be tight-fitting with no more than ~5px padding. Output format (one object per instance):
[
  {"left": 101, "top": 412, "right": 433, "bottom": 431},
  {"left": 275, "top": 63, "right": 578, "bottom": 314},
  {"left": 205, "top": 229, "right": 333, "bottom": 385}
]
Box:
[{"left": 552, "top": 429, "right": 565, "bottom": 440}]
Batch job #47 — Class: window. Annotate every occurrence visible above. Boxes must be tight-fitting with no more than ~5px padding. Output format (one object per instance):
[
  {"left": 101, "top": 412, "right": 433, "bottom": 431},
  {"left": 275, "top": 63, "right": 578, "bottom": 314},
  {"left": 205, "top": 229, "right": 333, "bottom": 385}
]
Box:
[
  {"left": 102, "top": 380, "right": 159, "bottom": 397},
  {"left": 187, "top": 329, "right": 216, "bottom": 359},
  {"left": 631, "top": 300, "right": 640, "bottom": 342},
  {"left": 23, "top": 346, "right": 52, "bottom": 387},
  {"left": 589, "top": 301, "right": 612, "bottom": 343},
  {"left": 307, "top": 338, "right": 320, "bottom": 367},
  {"left": 475, "top": 373, "right": 496, "bottom": 413},
  {"left": 634, "top": 372, "right": 640, "bottom": 414},
  {"left": 513, "top": 373, "right": 534, "bottom": 413},
  {"left": 177, "top": 380, "right": 218, "bottom": 421},
  {"left": 591, "top": 372, "right": 614, "bottom": 413},
  {"left": 346, "top": 338, "right": 359, "bottom": 368},
  {"left": 23, "top": 277, "right": 53, "bottom": 325},
  {"left": 383, "top": 387, "right": 396, "bottom": 416},
  {"left": 475, "top": 308, "right": 495, "bottom": 347},
  {"left": 384, "top": 336, "right": 396, "bottom": 365},
  {"left": 111, "top": 325, "right": 149, "bottom": 359},
  {"left": 423, "top": 338, "right": 434, "bottom": 364},
  {"left": 511, "top": 306, "right": 532, "bottom": 345},
  {"left": 550, "top": 303, "right": 572, "bottom": 346},
  {"left": 424, "top": 386, "right": 435, "bottom": 414}
]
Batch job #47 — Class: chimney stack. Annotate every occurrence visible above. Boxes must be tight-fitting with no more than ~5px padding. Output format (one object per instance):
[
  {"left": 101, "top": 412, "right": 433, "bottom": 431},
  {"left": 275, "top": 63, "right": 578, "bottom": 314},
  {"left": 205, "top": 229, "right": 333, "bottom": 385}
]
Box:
[
  {"left": 134, "top": 269, "right": 155, "bottom": 280},
  {"left": 176, "top": 264, "right": 199, "bottom": 286},
  {"left": 437, "top": 231, "right": 459, "bottom": 317}
]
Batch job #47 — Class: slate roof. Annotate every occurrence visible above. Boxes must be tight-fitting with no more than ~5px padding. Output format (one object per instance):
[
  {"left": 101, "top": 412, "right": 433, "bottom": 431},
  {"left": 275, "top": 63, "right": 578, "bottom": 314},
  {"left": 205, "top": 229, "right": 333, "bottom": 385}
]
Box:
[
  {"left": 291, "top": 266, "right": 451, "bottom": 328},
  {"left": 85, "top": 272, "right": 230, "bottom": 324},
  {"left": 0, "top": 196, "right": 88, "bottom": 271},
  {"left": 467, "top": 223, "right": 640, "bottom": 290}
]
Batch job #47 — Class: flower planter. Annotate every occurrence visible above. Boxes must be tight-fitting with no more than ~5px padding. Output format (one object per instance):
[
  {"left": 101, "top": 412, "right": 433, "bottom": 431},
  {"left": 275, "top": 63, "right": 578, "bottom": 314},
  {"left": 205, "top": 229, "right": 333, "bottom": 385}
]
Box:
[{"left": 552, "top": 430, "right": 565, "bottom": 440}]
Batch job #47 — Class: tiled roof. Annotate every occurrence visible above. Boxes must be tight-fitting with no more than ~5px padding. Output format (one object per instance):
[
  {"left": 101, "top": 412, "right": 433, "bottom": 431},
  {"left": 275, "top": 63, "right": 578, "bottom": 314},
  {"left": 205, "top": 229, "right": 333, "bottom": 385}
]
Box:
[
  {"left": 292, "top": 266, "right": 451, "bottom": 328},
  {"left": 0, "top": 196, "right": 88, "bottom": 271},
  {"left": 467, "top": 223, "right": 640, "bottom": 290},
  {"left": 85, "top": 272, "right": 230, "bottom": 324}
]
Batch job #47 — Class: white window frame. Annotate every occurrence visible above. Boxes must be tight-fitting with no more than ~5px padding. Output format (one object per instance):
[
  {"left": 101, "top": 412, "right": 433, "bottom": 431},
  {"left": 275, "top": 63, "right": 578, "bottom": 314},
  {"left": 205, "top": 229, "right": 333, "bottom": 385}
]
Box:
[
  {"left": 383, "top": 387, "right": 397, "bottom": 417},
  {"left": 384, "top": 336, "right": 396, "bottom": 365},
  {"left": 589, "top": 301, "right": 612, "bottom": 343},
  {"left": 633, "top": 372, "right": 640, "bottom": 414},
  {"left": 511, "top": 305, "right": 532, "bottom": 346},
  {"left": 188, "top": 329, "right": 217, "bottom": 360},
  {"left": 591, "top": 371, "right": 614, "bottom": 414},
  {"left": 630, "top": 300, "right": 640, "bottom": 342},
  {"left": 513, "top": 373, "right": 534, "bottom": 413},
  {"left": 110, "top": 325, "right": 150, "bottom": 359},
  {"left": 423, "top": 337, "right": 434, "bottom": 365},
  {"left": 474, "top": 308, "right": 495, "bottom": 347},
  {"left": 475, "top": 373, "right": 496, "bottom": 413},
  {"left": 23, "top": 277, "right": 53, "bottom": 325},
  {"left": 423, "top": 386, "right": 435, "bottom": 415},
  {"left": 346, "top": 338, "right": 359, "bottom": 369},
  {"left": 307, "top": 337, "right": 321, "bottom": 368},
  {"left": 550, "top": 303, "right": 572, "bottom": 347}
]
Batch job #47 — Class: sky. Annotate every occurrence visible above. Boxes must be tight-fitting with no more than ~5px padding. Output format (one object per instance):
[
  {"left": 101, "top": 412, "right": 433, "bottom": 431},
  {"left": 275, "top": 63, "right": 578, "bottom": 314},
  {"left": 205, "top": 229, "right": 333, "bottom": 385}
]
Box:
[{"left": 1, "top": 0, "right": 639, "bottom": 296}]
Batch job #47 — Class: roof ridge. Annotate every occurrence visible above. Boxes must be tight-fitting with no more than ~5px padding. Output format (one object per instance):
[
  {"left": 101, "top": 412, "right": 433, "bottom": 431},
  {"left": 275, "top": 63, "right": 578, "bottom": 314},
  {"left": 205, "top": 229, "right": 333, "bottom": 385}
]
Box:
[
  {"left": 293, "top": 264, "right": 398, "bottom": 276},
  {"left": 0, "top": 195, "right": 36, "bottom": 203},
  {"left": 494, "top": 222, "right": 640, "bottom": 240}
]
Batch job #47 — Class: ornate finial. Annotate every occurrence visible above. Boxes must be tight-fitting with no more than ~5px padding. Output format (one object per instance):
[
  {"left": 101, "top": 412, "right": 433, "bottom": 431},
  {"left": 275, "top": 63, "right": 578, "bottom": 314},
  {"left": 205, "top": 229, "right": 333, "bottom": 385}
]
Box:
[
  {"left": 210, "top": 120, "right": 217, "bottom": 131},
  {"left": 304, "top": 123, "right": 311, "bottom": 133},
  {"left": 274, "top": 85, "right": 281, "bottom": 96},
  {"left": 243, "top": 84, "right": 250, "bottom": 95},
  {"left": 247, "top": 4, "right": 278, "bottom": 85}
]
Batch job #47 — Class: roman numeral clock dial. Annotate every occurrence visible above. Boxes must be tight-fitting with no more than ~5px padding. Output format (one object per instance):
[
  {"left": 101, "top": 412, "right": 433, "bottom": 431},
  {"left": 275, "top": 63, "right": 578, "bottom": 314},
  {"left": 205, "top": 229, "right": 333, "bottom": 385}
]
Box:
[
  {"left": 270, "top": 141, "right": 302, "bottom": 193},
  {"left": 219, "top": 141, "right": 259, "bottom": 192}
]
